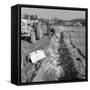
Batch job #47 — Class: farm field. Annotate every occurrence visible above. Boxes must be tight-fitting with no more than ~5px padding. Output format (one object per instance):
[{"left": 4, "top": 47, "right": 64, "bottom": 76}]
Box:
[
  {"left": 21, "top": 25, "right": 86, "bottom": 83},
  {"left": 52, "top": 26, "right": 86, "bottom": 56},
  {"left": 64, "top": 26, "right": 86, "bottom": 57}
]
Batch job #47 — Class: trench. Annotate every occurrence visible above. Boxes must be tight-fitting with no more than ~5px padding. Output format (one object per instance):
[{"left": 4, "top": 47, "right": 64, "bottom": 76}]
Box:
[
  {"left": 58, "top": 31, "right": 85, "bottom": 80},
  {"left": 58, "top": 32, "right": 79, "bottom": 80}
]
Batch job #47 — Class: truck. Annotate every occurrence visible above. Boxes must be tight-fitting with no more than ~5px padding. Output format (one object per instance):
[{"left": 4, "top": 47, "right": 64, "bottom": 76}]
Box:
[
  {"left": 21, "top": 19, "right": 38, "bottom": 43},
  {"left": 21, "top": 17, "right": 50, "bottom": 43}
]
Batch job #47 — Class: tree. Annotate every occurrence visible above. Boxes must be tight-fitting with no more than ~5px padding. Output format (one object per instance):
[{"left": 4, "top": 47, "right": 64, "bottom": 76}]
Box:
[{"left": 23, "top": 13, "right": 29, "bottom": 19}]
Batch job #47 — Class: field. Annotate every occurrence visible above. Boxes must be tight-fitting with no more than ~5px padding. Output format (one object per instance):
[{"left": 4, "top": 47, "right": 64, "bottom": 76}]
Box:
[
  {"left": 21, "top": 26, "right": 86, "bottom": 83},
  {"left": 64, "top": 26, "right": 86, "bottom": 56}
]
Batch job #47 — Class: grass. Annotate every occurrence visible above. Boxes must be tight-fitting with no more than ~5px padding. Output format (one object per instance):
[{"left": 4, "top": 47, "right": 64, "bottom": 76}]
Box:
[{"left": 63, "top": 26, "right": 86, "bottom": 56}]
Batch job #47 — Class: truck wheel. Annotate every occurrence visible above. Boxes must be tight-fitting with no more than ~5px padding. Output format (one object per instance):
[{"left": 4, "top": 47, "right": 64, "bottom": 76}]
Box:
[
  {"left": 31, "top": 31, "right": 36, "bottom": 43},
  {"left": 42, "top": 24, "right": 48, "bottom": 35},
  {"left": 36, "top": 21, "right": 43, "bottom": 40}
]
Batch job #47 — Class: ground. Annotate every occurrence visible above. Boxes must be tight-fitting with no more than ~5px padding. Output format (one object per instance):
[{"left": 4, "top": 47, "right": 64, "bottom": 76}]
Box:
[{"left": 21, "top": 26, "right": 86, "bottom": 83}]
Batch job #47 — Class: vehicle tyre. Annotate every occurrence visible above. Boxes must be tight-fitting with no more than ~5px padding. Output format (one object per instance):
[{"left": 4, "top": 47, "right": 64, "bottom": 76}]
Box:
[
  {"left": 31, "top": 31, "right": 36, "bottom": 43},
  {"left": 36, "top": 21, "right": 43, "bottom": 40}
]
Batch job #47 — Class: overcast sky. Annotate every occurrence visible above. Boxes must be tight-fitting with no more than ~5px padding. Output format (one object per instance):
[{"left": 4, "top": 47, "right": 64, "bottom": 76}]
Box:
[{"left": 21, "top": 7, "right": 85, "bottom": 20}]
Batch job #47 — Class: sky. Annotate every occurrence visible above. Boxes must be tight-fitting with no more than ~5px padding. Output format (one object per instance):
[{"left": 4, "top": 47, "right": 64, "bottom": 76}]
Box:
[{"left": 21, "top": 7, "right": 85, "bottom": 20}]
